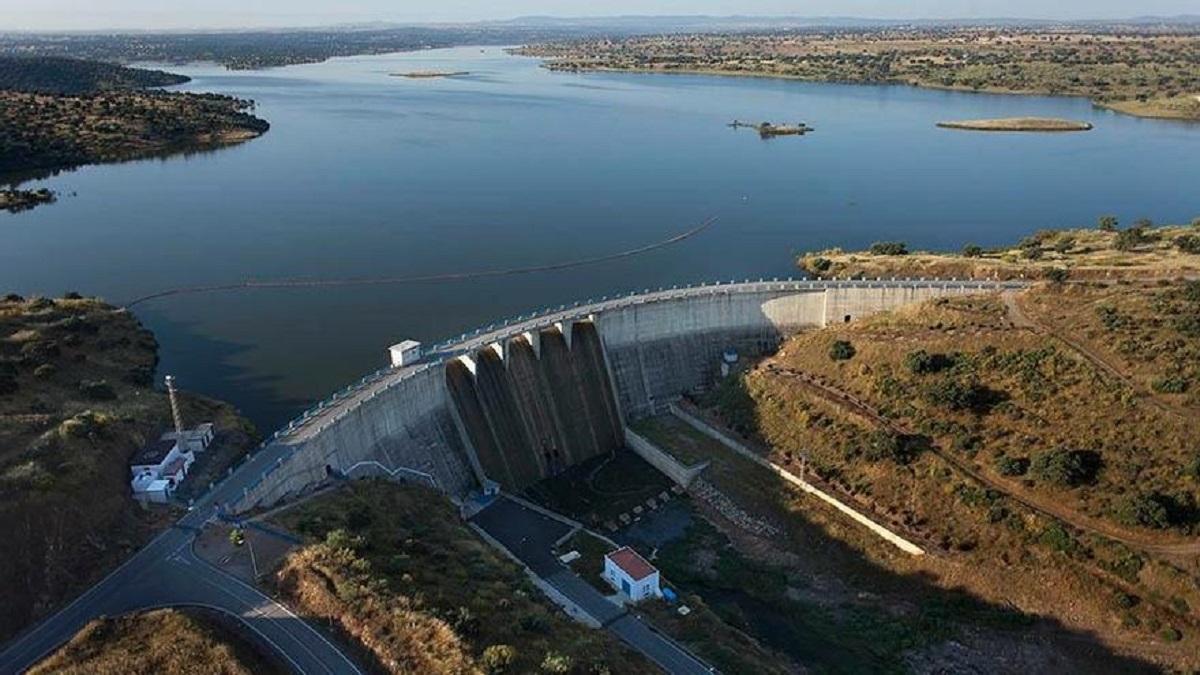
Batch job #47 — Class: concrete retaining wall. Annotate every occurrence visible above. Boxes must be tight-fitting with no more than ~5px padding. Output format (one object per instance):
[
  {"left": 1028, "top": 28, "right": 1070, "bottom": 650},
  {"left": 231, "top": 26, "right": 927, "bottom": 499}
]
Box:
[{"left": 624, "top": 428, "right": 708, "bottom": 488}]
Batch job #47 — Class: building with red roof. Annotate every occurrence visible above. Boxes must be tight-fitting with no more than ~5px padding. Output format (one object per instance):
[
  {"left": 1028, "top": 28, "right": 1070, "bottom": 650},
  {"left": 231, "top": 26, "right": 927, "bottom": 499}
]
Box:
[{"left": 603, "top": 546, "right": 661, "bottom": 601}]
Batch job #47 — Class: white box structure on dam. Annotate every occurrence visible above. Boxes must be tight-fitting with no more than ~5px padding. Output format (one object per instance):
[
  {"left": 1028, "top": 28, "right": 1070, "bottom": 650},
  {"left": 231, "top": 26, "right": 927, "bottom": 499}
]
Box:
[{"left": 233, "top": 279, "right": 1017, "bottom": 511}]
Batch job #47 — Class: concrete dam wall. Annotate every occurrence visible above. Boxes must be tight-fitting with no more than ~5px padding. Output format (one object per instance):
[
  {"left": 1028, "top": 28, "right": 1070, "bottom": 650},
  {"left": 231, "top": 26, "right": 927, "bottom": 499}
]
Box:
[{"left": 233, "top": 279, "right": 1020, "bottom": 510}]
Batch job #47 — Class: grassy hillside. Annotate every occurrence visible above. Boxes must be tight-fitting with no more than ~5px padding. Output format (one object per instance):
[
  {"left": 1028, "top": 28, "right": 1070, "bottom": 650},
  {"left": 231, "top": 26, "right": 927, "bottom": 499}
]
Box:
[
  {"left": 799, "top": 218, "right": 1200, "bottom": 281},
  {"left": 0, "top": 294, "right": 255, "bottom": 641},
  {"left": 272, "top": 481, "right": 649, "bottom": 674},
  {"left": 29, "top": 608, "right": 282, "bottom": 675},
  {"left": 693, "top": 284, "right": 1200, "bottom": 669},
  {"left": 0, "top": 56, "right": 188, "bottom": 94}
]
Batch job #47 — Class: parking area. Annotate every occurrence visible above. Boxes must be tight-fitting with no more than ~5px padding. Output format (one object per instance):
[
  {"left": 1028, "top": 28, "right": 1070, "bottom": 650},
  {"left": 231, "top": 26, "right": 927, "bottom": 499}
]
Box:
[{"left": 470, "top": 495, "right": 574, "bottom": 576}]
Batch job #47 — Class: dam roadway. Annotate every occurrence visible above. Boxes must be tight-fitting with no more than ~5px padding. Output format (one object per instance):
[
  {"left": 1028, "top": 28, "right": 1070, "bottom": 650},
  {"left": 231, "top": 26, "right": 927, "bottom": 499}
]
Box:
[{"left": 0, "top": 278, "right": 1020, "bottom": 674}]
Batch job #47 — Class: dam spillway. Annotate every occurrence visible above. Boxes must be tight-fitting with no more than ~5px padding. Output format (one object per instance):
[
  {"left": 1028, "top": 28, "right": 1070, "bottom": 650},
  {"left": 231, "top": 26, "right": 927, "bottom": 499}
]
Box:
[
  {"left": 230, "top": 279, "right": 1024, "bottom": 511},
  {"left": 446, "top": 322, "right": 623, "bottom": 491}
]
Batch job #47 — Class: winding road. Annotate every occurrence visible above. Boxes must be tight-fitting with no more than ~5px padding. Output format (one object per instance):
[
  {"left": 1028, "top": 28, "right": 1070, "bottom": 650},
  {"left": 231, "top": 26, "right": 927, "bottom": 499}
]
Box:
[{"left": 0, "top": 441, "right": 364, "bottom": 675}]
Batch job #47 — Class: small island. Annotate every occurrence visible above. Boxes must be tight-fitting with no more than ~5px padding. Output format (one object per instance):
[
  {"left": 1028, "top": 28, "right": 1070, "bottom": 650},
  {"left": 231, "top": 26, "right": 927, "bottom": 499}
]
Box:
[
  {"left": 936, "top": 117, "right": 1093, "bottom": 132},
  {"left": 730, "top": 120, "right": 814, "bottom": 138},
  {"left": 389, "top": 70, "right": 470, "bottom": 79},
  {"left": 1, "top": 188, "right": 56, "bottom": 213}
]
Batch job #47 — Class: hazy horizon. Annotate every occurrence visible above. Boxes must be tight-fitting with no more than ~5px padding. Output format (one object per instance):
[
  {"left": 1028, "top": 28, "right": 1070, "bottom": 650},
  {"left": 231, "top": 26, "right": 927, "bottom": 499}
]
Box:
[{"left": 2, "top": 1, "right": 1198, "bottom": 32}]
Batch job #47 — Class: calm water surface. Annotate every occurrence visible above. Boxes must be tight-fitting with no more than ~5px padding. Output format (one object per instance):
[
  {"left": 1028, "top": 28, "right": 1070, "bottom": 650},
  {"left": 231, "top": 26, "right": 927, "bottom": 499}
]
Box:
[{"left": 3, "top": 47, "right": 1197, "bottom": 429}]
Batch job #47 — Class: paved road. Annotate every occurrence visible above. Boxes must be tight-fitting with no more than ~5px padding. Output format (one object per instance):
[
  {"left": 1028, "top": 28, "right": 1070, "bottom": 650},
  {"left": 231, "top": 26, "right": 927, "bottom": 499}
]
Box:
[
  {"left": 471, "top": 496, "right": 715, "bottom": 675},
  {"left": 0, "top": 441, "right": 363, "bottom": 675}
]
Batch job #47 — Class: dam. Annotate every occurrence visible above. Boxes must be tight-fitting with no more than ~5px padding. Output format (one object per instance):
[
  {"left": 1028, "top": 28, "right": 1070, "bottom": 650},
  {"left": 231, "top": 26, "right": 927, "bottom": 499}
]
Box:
[{"left": 229, "top": 278, "right": 1022, "bottom": 509}]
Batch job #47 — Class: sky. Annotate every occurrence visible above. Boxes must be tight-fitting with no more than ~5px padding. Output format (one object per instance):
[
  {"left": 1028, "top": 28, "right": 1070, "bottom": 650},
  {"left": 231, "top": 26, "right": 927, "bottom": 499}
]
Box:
[{"left": 0, "top": 0, "right": 1196, "bottom": 31}]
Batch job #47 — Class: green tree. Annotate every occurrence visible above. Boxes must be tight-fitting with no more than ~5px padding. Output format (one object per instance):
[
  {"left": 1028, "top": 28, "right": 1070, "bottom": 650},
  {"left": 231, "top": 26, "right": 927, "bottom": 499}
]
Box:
[
  {"left": 961, "top": 243, "right": 983, "bottom": 258},
  {"left": 1115, "top": 492, "right": 1173, "bottom": 529},
  {"left": 828, "top": 339, "right": 856, "bottom": 361},
  {"left": 869, "top": 241, "right": 908, "bottom": 256},
  {"left": 1097, "top": 215, "right": 1119, "bottom": 232},
  {"left": 1030, "top": 448, "right": 1100, "bottom": 487}
]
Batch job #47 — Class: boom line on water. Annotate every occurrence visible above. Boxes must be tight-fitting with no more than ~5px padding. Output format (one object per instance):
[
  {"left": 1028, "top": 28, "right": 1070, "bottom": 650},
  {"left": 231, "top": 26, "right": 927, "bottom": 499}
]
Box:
[{"left": 123, "top": 216, "right": 719, "bottom": 308}]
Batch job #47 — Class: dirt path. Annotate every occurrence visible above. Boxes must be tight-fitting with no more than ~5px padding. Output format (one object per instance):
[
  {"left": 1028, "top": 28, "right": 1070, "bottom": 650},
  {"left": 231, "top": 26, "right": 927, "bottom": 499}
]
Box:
[
  {"left": 762, "top": 363, "right": 1200, "bottom": 558},
  {"left": 1002, "top": 290, "right": 1187, "bottom": 420}
]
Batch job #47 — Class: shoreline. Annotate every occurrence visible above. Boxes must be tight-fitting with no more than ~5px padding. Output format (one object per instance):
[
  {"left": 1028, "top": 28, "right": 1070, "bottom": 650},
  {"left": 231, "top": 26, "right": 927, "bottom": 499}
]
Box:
[{"left": 528, "top": 60, "right": 1199, "bottom": 123}]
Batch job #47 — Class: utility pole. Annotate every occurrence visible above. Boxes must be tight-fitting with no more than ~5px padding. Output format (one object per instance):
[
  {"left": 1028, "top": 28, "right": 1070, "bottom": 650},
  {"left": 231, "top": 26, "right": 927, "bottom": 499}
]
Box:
[{"left": 165, "top": 375, "right": 184, "bottom": 435}]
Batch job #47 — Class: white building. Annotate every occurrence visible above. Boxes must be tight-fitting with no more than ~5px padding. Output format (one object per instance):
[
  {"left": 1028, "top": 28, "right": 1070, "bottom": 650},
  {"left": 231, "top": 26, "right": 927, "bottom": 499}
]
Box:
[
  {"left": 389, "top": 340, "right": 422, "bottom": 367},
  {"left": 603, "top": 546, "right": 662, "bottom": 602},
  {"left": 161, "top": 422, "right": 214, "bottom": 454},
  {"left": 130, "top": 437, "right": 195, "bottom": 501}
]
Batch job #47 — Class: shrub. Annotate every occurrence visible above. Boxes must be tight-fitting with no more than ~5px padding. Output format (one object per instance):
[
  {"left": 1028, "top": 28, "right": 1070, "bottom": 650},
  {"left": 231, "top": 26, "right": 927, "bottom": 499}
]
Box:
[
  {"left": 541, "top": 652, "right": 573, "bottom": 674},
  {"left": 1188, "top": 455, "right": 1200, "bottom": 480},
  {"left": 1151, "top": 376, "right": 1189, "bottom": 394},
  {"left": 809, "top": 256, "right": 832, "bottom": 272},
  {"left": 33, "top": 363, "right": 56, "bottom": 379},
  {"left": 961, "top": 243, "right": 983, "bottom": 258},
  {"left": 2, "top": 293, "right": 23, "bottom": 302},
  {"left": 78, "top": 379, "right": 116, "bottom": 400},
  {"left": 1021, "top": 245, "right": 1043, "bottom": 260},
  {"left": 828, "top": 340, "right": 856, "bottom": 361},
  {"left": 923, "top": 378, "right": 997, "bottom": 412},
  {"left": 62, "top": 291, "right": 83, "bottom": 300},
  {"left": 863, "top": 430, "right": 921, "bottom": 465},
  {"left": 995, "top": 456, "right": 1029, "bottom": 476},
  {"left": 482, "top": 645, "right": 517, "bottom": 673},
  {"left": 1044, "top": 268, "right": 1069, "bottom": 284},
  {"left": 869, "top": 241, "right": 908, "bottom": 256},
  {"left": 1114, "top": 227, "right": 1149, "bottom": 251},
  {"left": 1039, "top": 523, "right": 1081, "bottom": 555},
  {"left": 904, "top": 349, "right": 955, "bottom": 375},
  {"left": 1174, "top": 234, "right": 1200, "bottom": 254},
  {"left": 1174, "top": 314, "right": 1200, "bottom": 338},
  {"left": 1030, "top": 449, "right": 1101, "bottom": 487},
  {"left": 519, "top": 613, "right": 549, "bottom": 633},
  {"left": 1097, "top": 215, "right": 1119, "bottom": 232},
  {"left": 1053, "top": 237, "right": 1075, "bottom": 254},
  {"left": 1133, "top": 217, "right": 1154, "bottom": 229},
  {"left": 59, "top": 411, "right": 110, "bottom": 439},
  {"left": 1116, "top": 492, "right": 1173, "bottom": 529}
]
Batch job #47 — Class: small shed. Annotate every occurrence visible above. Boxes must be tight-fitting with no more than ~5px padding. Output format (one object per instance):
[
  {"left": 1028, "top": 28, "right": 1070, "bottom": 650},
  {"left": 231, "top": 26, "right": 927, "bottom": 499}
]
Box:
[
  {"left": 389, "top": 340, "right": 422, "bottom": 367},
  {"left": 603, "top": 546, "right": 661, "bottom": 602}
]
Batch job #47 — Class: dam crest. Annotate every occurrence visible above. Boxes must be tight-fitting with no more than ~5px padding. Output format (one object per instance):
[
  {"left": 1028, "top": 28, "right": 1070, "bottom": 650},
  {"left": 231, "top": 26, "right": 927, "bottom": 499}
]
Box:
[{"left": 231, "top": 278, "right": 1022, "bottom": 510}]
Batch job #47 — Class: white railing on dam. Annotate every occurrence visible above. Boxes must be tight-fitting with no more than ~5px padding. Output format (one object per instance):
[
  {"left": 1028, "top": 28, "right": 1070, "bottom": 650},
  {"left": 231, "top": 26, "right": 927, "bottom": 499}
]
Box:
[{"left": 207, "top": 277, "right": 1025, "bottom": 510}]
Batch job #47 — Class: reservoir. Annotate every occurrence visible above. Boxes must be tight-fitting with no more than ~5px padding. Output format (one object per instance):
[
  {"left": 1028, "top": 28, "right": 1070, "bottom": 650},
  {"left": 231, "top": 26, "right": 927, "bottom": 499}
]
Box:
[{"left": 2, "top": 46, "right": 1197, "bottom": 429}]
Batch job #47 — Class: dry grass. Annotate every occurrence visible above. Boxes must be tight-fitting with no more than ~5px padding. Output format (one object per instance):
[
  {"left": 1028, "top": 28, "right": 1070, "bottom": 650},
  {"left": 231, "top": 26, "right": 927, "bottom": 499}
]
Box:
[
  {"left": 0, "top": 295, "right": 255, "bottom": 641},
  {"left": 799, "top": 222, "right": 1200, "bottom": 280},
  {"left": 29, "top": 608, "right": 282, "bottom": 675},
  {"left": 690, "top": 289, "right": 1200, "bottom": 669},
  {"left": 272, "top": 481, "right": 648, "bottom": 674}
]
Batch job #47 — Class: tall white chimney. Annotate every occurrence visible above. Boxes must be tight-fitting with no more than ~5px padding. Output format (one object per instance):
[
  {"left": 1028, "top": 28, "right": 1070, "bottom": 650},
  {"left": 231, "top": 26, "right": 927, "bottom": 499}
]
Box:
[{"left": 164, "top": 375, "right": 184, "bottom": 435}]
